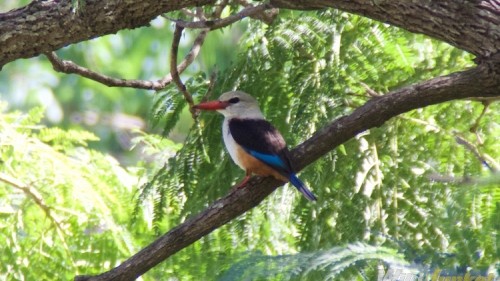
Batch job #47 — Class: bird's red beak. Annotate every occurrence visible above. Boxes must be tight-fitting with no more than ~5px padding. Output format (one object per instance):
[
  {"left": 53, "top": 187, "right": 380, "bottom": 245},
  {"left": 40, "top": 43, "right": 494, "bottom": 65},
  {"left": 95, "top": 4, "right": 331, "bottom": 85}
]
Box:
[{"left": 193, "top": 100, "right": 230, "bottom": 111}]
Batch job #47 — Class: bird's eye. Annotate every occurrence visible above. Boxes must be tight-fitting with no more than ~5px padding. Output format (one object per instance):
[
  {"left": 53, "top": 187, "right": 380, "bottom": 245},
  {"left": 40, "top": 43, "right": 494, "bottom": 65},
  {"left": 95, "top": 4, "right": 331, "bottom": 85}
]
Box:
[{"left": 228, "top": 97, "right": 240, "bottom": 104}]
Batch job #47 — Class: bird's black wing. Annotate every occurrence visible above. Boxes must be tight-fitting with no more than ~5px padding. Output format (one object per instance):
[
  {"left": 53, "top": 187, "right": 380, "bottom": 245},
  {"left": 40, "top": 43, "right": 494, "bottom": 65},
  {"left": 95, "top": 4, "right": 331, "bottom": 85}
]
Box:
[{"left": 228, "top": 118, "right": 294, "bottom": 174}]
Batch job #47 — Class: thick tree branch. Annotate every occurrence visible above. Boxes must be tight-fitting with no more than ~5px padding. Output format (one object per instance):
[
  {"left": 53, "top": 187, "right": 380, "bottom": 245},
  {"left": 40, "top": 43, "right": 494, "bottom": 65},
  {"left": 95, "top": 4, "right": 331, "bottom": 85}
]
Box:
[
  {"left": 2, "top": 1, "right": 498, "bottom": 281},
  {"left": 75, "top": 61, "right": 500, "bottom": 281},
  {"left": 0, "top": 0, "right": 216, "bottom": 68},
  {"left": 270, "top": 0, "right": 500, "bottom": 59},
  {"left": 293, "top": 61, "right": 500, "bottom": 170},
  {"left": 1, "top": 1, "right": 499, "bottom": 68}
]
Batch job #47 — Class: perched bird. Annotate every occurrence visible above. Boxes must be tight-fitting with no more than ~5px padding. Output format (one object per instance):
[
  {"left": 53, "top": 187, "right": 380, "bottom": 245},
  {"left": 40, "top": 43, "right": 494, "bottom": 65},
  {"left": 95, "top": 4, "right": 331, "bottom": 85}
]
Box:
[{"left": 193, "top": 91, "right": 317, "bottom": 201}]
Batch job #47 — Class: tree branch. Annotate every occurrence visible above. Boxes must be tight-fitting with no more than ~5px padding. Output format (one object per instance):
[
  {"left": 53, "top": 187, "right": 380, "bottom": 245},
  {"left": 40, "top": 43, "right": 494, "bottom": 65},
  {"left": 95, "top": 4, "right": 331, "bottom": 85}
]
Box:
[
  {"left": 0, "top": 172, "right": 76, "bottom": 267},
  {"left": 270, "top": 0, "right": 500, "bottom": 59},
  {"left": 0, "top": 0, "right": 216, "bottom": 68},
  {"left": 455, "top": 135, "right": 498, "bottom": 172},
  {"left": 0, "top": 172, "right": 61, "bottom": 227},
  {"left": 45, "top": 52, "right": 158, "bottom": 90},
  {"left": 75, "top": 61, "right": 500, "bottom": 281},
  {"left": 236, "top": 0, "right": 279, "bottom": 25},
  {"left": 170, "top": 25, "right": 195, "bottom": 109},
  {"left": 2, "top": 1, "right": 499, "bottom": 68},
  {"left": 169, "top": 3, "right": 274, "bottom": 29},
  {"left": 44, "top": 28, "right": 208, "bottom": 91}
]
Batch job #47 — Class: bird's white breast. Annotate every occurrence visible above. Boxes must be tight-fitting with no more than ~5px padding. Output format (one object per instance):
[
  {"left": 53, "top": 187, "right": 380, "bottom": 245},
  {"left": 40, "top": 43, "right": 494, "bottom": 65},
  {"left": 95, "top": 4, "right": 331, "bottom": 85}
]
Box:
[{"left": 222, "top": 118, "right": 245, "bottom": 170}]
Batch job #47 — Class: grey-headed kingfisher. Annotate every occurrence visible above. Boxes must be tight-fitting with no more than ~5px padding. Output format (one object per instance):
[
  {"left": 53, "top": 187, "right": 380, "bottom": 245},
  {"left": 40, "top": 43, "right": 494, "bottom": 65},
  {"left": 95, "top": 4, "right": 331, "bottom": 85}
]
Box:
[{"left": 193, "top": 91, "right": 317, "bottom": 201}]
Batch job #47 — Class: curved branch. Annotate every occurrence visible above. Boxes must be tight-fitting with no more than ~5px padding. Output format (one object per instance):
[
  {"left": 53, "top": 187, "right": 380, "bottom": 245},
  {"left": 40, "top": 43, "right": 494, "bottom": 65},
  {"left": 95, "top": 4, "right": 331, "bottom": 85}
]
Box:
[
  {"left": 1, "top": 0, "right": 499, "bottom": 68},
  {"left": 170, "top": 24, "right": 195, "bottom": 108},
  {"left": 44, "top": 28, "right": 208, "bottom": 91},
  {"left": 45, "top": 52, "right": 159, "bottom": 90},
  {"left": 75, "top": 61, "right": 500, "bottom": 281},
  {"left": 270, "top": 0, "right": 500, "bottom": 59},
  {"left": 293, "top": 62, "right": 500, "bottom": 170}
]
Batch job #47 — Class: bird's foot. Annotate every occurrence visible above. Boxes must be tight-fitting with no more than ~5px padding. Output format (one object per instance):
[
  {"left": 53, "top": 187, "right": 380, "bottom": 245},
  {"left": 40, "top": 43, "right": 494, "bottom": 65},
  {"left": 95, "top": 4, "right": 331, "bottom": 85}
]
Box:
[{"left": 232, "top": 175, "right": 251, "bottom": 191}]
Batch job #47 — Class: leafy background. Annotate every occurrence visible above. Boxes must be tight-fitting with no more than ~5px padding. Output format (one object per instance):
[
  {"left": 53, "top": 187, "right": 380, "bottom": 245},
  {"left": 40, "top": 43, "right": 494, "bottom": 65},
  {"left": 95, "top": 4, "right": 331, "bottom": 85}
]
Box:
[{"left": 0, "top": 3, "right": 498, "bottom": 281}]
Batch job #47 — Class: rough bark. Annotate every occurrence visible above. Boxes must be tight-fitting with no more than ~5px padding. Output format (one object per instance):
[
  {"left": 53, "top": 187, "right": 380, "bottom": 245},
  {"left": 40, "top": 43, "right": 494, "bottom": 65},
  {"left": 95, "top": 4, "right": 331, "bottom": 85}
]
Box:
[
  {"left": 271, "top": 0, "right": 500, "bottom": 59},
  {"left": 1, "top": 1, "right": 499, "bottom": 68},
  {"left": 75, "top": 61, "right": 500, "bottom": 281},
  {"left": 0, "top": 0, "right": 215, "bottom": 68}
]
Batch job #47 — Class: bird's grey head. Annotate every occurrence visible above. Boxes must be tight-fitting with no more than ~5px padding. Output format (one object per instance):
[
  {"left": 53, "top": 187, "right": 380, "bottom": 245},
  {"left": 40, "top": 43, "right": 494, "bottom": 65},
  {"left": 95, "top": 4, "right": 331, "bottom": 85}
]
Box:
[{"left": 216, "top": 91, "right": 265, "bottom": 119}]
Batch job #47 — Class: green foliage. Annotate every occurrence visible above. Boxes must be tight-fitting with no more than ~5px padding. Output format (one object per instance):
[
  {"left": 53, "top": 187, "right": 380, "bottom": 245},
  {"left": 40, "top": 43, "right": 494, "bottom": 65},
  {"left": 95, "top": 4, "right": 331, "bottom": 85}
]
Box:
[
  {"left": 143, "top": 9, "right": 498, "bottom": 280},
  {"left": 0, "top": 104, "right": 155, "bottom": 280},
  {"left": 0, "top": 4, "right": 498, "bottom": 281},
  {"left": 219, "top": 243, "right": 406, "bottom": 281},
  {"left": 152, "top": 74, "right": 210, "bottom": 136}
]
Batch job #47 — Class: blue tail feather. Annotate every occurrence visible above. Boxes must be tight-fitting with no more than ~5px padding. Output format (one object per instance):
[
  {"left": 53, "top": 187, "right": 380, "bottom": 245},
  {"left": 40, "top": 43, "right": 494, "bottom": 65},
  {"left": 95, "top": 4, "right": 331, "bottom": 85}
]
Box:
[{"left": 289, "top": 174, "right": 317, "bottom": 201}]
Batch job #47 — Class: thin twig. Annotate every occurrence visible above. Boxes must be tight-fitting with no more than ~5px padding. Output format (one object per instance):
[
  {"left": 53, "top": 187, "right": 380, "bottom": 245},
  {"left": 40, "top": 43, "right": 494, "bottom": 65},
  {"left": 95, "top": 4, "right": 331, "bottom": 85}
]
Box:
[
  {"left": 45, "top": 28, "right": 207, "bottom": 91},
  {"left": 44, "top": 1, "right": 267, "bottom": 96},
  {"left": 170, "top": 24, "right": 197, "bottom": 116},
  {"left": 45, "top": 52, "right": 156, "bottom": 89},
  {"left": 203, "top": 70, "right": 218, "bottom": 102},
  {"left": 159, "top": 29, "right": 208, "bottom": 86},
  {"left": 167, "top": 0, "right": 228, "bottom": 117},
  {"left": 455, "top": 135, "right": 498, "bottom": 172},
  {"left": 169, "top": 3, "right": 272, "bottom": 30},
  {"left": 400, "top": 114, "right": 499, "bottom": 172},
  {"left": 180, "top": 8, "right": 197, "bottom": 18},
  {"left": 236, "top": 0, "right": 278, "bottom": 24},
  {"left": 212, "top": 0, "right": 230, "bottom": 18},
  {"left": 0, "top": 173, "right": 61, "bottom": 228},
  {"left": 0, "top": 172, "right": 76, "bottom": 267},
  {"left": 469, "top": 100, "right": 490, "bottom": 145},
  {"left": 360, "top": 81, "right": 383, "bottom": 97}
]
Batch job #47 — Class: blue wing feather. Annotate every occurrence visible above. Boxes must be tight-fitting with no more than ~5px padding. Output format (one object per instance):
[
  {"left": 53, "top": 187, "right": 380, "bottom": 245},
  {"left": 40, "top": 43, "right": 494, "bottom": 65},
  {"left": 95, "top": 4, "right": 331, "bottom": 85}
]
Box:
[
  {"left": 245, "top": 148, "right": 317, "bottom": 201},
  {"left": 247, "top": 149, "right": 287, "bottom": 169}
]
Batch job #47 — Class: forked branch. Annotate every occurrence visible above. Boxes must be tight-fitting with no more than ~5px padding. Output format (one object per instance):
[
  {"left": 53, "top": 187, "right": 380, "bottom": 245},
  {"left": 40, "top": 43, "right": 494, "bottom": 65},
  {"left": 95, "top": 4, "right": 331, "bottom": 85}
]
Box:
[
  {"left": 75, "top": 61, "right": 500, "bottom": 281},
  {"left": 169, "top": 3, "right": 274, "bottom": 29},
  {"left": 45, "top": 27, "right": 208, "bottom": 91}
]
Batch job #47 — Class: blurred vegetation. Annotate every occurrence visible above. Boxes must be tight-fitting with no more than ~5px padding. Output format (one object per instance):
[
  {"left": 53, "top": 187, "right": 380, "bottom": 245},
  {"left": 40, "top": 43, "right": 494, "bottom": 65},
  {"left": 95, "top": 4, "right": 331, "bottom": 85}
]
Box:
[{"left": 0, "top": 2, "right": 499, "bottom": 281}]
